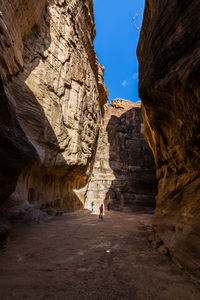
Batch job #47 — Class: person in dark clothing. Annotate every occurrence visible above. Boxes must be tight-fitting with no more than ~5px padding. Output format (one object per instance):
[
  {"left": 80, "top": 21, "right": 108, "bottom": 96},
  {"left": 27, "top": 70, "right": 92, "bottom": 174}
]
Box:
[
  {"left": 91, "top": 201, "right": 94, "bottom": 212},
  {"left": 107, "top": 202, "right": 111, "bottom": 211}
]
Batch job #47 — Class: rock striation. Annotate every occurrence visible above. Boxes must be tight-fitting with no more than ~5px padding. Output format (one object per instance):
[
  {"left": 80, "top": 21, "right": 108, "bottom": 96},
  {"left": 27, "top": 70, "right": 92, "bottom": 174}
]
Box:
[
  {"left": 0, "top": 0, "right": 108, "bottom": 217},
  {"left": 84, "top": 99, "right": 157, "bottom": 212},
  {"left": 137, "top": 0, "right": 200, "bottom": 278}
]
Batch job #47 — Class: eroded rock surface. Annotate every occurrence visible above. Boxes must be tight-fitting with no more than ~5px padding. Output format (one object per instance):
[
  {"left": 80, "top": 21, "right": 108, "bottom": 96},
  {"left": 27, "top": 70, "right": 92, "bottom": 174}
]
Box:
[
  {"left": 137, "top": 0, "right": 200, "bottom": 278},
  {"left": 85, "top": 99, "right": 157, "bottom": 212},
  {"left": 0, "top": 0, "right": 108, "bottom": 216}
]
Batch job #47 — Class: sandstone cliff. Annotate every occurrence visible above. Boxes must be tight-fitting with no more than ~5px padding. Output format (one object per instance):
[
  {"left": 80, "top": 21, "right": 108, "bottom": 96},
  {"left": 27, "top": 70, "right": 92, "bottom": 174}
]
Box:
[
  {"left": 137, "top": 0, "right": 200, "bottom": 278},
  {"left": 84, "top": 99, "right": 157, "bottom": 212},
  {"left": 0, "top": 0, "right": 108, "bottom": 217}
]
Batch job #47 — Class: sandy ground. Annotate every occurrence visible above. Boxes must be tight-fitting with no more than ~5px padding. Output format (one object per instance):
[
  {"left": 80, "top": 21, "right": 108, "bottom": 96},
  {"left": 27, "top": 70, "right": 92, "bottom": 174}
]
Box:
[{"left": 0, "top": 210, "right": 199, "bottom": 300}]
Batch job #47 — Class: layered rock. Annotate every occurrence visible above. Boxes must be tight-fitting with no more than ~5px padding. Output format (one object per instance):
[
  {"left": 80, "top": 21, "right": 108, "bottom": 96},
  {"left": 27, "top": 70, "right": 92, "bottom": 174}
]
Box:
[
  {"left": 137, "top": 0, "right": 200, "bottom": 278},
  {"left": 84, "top": 99, "right": 157, "bottom": 212},
  {"left": 0, "top": 0, "right": 108, "bottom": 216}
]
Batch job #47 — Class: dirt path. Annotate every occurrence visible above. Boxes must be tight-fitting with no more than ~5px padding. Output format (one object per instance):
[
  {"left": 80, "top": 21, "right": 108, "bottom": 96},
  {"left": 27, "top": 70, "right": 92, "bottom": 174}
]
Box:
[{"left": 0, "top": 210, "right": 199, "bottom": 300}]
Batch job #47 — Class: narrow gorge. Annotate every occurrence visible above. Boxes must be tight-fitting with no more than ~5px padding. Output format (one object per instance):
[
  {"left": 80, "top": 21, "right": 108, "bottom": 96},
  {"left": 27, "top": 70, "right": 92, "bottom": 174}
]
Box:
[
  {"left": 0, "top": 0, "right": 200, "bottom": 298},
  {"left": 85, "top": 98, "right": 157, "bottom": 212}
]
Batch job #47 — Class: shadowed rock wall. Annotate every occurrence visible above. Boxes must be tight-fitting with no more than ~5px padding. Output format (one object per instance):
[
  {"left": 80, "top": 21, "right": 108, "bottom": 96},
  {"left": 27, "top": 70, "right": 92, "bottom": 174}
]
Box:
[
  {"left": 85, "top": 99, "right": 157, "bottom": 212},
  {"left": 137, "top": 0, "right": 200, "bottom": 278},
  {"left": 0, "top": 0, "right": 108, "bottom": 216}
]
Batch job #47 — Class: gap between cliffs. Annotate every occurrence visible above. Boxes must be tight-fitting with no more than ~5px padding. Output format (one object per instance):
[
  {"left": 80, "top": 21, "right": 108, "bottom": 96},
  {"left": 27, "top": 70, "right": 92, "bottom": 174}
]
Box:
[{"left": 0, "top": 0, "right": 200, "bottom": 292}]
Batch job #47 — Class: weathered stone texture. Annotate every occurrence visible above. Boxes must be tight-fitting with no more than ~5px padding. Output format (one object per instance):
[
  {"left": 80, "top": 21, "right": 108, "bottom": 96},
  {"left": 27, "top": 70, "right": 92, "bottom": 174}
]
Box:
[
  {"left": 85, "top": 99, "right": 157, "bottom": 212},
  {"left": 0, "top": 0, "right": 108, "bottom": 215},
  {"left": 137, "top": 0, "right": 200, "bottom": 278}
]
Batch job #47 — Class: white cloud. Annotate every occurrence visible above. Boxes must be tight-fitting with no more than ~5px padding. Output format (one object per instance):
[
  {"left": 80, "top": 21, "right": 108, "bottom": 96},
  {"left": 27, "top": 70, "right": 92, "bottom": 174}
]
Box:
[
  {"left": 122, "top": 80, "right": 128, "bottom": 87},
  {"left": 131, "top": 72, "right": 138, "bottom": 80}
]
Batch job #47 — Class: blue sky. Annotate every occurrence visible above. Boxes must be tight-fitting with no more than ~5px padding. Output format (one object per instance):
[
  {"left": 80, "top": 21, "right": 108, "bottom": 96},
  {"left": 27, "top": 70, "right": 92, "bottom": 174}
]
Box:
[{"left": 93, "top": 0, "right": 144, "bottom": 103}]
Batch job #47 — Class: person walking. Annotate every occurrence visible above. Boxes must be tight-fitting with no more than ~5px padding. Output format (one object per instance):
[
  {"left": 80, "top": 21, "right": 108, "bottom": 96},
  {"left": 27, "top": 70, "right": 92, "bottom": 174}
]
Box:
[
  {"left": 91, "top": 201, "right": 94, "bottom": 212},
  {"left": 99, "top": 204, "right": 104, "bottom": 220}
]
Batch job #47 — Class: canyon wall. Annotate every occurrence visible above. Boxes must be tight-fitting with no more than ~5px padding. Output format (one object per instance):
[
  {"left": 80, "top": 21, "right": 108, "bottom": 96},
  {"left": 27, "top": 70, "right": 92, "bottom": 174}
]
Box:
[
  {"left": 0, "top": 0, "right": 108, "bottom": 217},
  {"left": 84, "top": 99, "right": 157, "bottom": 212},
  {"left": 137, "top": 0, "right": 200, "bottom": 277}
]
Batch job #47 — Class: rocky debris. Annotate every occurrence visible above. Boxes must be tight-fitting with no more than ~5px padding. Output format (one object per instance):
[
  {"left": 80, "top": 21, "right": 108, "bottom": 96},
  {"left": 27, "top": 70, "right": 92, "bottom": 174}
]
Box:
[
  {"left": 148, "top": 231, "right": 170, "bottom": 257},
  {"left": 5, "top": 208, "right": 50, "bottom": 225},
  {"left": 137, "top": 0, "right": 200, "bottom": 278},
  {"left": 85, "top": 99, "right": 157, "bottom": 212},
  {"left": 0, "top": 0, "right": 108, "bottom": 217}
]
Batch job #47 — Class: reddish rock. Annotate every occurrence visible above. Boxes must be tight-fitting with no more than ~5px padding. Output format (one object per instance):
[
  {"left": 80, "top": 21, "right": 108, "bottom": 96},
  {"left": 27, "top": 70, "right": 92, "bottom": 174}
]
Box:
[
  {"left": 85, "top": 99, "right": 157, "bottom": 212},
  {"left": 0, "top": 0, "right": 107, "bottom": 216},
  {"left": 137, "top": 0, "right": 200, "bottom": 278}
]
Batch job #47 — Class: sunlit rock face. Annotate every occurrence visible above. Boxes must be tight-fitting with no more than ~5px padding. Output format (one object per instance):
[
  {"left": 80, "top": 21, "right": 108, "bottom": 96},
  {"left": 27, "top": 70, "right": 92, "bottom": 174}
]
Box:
[
  {"left": 137, "top": 0, "right": 200, "bottom": 278},
  {"left": 84, "top": 99, "right": 157, "bottom": 212},
  {"left": 0, "top": 0, "right": 108, "bottom": 214}
]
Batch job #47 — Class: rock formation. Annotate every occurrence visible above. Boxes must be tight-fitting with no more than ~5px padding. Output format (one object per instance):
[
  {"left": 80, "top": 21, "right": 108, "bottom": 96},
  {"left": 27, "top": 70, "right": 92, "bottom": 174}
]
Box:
[
  {"left": 137, "top": 0, "right": 200, "bottom": 278},
  {"left": 0, "top": 0, "right": 108, "bottom": 218},
  {"left": 84, "top": 99, "right": 157, "bottom": 212}
]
